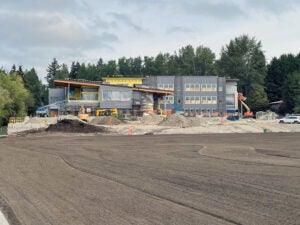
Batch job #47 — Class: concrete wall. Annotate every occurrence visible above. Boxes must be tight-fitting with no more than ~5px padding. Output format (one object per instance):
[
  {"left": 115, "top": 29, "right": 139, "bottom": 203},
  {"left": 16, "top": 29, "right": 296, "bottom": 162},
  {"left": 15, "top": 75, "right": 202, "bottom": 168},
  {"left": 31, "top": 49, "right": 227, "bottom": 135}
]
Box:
[
  {"left": 225, "top": 80, "right": 238, "bottom": 110},
  {"left": 49, "top": 88, "right": 66, "bottom": 104},
  {"left": 100, "top": 84, "right": 132, "bottom": 109}
]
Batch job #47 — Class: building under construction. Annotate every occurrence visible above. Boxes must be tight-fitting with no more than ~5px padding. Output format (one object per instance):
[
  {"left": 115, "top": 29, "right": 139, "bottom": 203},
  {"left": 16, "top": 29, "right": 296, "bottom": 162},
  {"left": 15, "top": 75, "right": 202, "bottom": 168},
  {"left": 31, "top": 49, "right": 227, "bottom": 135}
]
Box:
[
  {"left": 43, "top": 76, "right": 238, "bottom": 117},
  {"left": 44, "top": 79, "right": 172, "bottom": 117}
]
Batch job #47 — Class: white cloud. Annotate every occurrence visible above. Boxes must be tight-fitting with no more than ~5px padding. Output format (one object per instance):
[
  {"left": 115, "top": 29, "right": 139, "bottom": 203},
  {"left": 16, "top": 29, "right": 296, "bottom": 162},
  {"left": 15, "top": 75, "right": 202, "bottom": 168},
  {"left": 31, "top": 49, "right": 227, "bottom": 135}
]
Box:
[{"left": 0, "top": 0, "right": 299, "bottom": 80}]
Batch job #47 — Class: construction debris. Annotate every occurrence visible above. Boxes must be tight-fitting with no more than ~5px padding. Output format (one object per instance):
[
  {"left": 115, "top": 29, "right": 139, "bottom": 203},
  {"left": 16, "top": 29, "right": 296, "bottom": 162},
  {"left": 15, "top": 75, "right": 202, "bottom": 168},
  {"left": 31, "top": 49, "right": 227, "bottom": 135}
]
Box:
[
  {"left": 140, "top": 114, "right": 164, "bottom": 125},
  {"left": 158, "top": 114, "right": 205, "bottom": 127},
  {"left": 90, "top": 116, "right": 123, "bottom": 125}
]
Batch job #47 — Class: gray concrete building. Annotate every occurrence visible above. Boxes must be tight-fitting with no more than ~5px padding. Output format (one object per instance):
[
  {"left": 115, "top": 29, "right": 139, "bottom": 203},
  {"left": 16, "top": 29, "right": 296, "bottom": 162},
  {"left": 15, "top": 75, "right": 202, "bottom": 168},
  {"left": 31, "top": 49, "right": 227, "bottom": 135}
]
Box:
[
  {"left": 143, "top": 76, "right": 238, "bottom": 115},
  {"left": 46, "top": 77, "right": 237, "bottom": 117}
]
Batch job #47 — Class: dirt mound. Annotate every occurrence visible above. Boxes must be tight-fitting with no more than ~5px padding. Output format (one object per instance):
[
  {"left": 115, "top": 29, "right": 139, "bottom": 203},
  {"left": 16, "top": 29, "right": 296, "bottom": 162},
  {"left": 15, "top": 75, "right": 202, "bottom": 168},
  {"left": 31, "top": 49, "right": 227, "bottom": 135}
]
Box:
[
  {"left": 159, "top": 114, "right": 203, "bottom": 127},
  {"left": 90, "top": 116, "right": 123, "bottom": 125},
  {"left": 140, "top": 114, "right": 164, "bottom": 125},
  {"left": 46, "top": 119, "right": 107, "bottom": 133}
]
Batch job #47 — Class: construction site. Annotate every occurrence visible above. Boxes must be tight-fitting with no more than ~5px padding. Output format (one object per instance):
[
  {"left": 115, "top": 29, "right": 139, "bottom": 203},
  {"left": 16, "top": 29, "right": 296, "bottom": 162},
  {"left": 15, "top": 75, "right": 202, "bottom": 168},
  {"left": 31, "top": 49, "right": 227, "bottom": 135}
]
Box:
[{"left": 0, "top": 76, "right": 300, "bottom": 225}]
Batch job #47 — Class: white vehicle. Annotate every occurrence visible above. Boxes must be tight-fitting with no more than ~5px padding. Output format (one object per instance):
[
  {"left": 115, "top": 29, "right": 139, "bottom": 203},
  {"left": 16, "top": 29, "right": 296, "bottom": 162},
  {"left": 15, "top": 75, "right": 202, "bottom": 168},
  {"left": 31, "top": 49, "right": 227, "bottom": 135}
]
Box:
[{"left": 279, "top": 116, "right": 300, "bottom": 124}]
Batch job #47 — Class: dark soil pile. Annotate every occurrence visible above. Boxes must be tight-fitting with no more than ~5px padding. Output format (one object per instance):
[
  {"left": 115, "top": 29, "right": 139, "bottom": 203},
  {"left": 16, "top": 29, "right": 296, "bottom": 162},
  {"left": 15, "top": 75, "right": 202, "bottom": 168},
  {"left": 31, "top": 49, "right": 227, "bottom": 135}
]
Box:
[
  {"left": 90, "top": 116, "right": 123, "bottom": 125},
  {"left": 46, "top": 119, "right": 107, "bottom": 133}
]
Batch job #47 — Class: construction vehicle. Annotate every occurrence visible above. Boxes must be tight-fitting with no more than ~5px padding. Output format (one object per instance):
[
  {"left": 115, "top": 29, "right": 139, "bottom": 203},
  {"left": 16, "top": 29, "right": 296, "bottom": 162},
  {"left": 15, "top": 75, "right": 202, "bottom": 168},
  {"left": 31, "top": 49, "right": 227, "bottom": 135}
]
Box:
[
  {"left": 238, "top": 93, "right": 254, "bottom": 118},
  {"left": 96, "top": 108, "right": 118, "bottom": 116},
  {"left": 78, "top": 106, "right": 89, "bottom": 121},
  {"left": 36, "top": 101, "right": 66, "bottom": 117}
]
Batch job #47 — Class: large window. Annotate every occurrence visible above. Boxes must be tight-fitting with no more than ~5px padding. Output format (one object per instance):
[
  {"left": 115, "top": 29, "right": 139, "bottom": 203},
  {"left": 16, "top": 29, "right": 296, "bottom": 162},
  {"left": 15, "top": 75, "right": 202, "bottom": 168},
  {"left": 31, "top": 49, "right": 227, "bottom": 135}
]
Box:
[
  {"left": 201, "top": 83, "right": 217, "bottom": 91},
  {"left": 102, "top": 91, "right": 131, "bottom": 101},
  {"left": 185, "top": 83, "right": 200, "bottom": 91},
  {"left": 158, "top": 83, "right": 174, "bottom": 90},
  {"left": 201, "top": 96, "right": 217, "bottom": 104},
  {"left": 185, "top": 96, "right": 201, "bottom": 104}
]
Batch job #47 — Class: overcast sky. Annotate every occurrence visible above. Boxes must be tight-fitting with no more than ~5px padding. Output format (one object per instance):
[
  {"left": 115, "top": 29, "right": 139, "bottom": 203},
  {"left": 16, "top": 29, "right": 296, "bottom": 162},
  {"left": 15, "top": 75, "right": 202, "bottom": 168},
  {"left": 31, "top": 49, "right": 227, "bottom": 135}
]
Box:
[{"left": 1, "top": 0, "right": 300, "bottom": 80}]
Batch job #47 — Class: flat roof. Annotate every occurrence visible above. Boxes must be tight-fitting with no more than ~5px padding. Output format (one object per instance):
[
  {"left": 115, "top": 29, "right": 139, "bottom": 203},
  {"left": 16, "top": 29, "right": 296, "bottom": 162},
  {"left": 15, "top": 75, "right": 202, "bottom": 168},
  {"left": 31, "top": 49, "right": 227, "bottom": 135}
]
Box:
[
  {"left": 54, "top": 79, "right": 172, "bottom": 95},
  {"left": 102, "top": 77, "right": 146, "bottom": 79},
  {"left": 54, "top": 79, "right": 100, "bottom": 87},
  {"left": 132, "top": 87, "right": 173, "bottom": 95}
]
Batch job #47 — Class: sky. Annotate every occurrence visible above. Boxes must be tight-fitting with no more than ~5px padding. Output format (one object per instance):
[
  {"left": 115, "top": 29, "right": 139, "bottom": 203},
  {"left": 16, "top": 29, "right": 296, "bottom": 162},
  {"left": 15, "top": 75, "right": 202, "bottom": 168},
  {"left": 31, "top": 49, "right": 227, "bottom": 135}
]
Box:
[{"left": 1, "top": 0, "right": 300, "bottom": 81}]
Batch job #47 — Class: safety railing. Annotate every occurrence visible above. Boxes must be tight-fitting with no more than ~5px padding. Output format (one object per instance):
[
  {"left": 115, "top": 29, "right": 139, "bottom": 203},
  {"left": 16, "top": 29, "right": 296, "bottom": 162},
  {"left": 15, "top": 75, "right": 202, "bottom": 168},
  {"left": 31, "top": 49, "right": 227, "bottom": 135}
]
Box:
[{"left": 9, "top": 117, "right": 25, "bottom": 123}]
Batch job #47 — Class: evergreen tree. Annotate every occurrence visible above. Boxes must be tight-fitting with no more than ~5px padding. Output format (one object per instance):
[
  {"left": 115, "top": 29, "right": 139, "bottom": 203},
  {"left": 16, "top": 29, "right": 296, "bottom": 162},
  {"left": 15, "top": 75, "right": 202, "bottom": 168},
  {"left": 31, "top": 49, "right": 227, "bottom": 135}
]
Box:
[
  {"left": 178, "top": 45, "right": 196, "bottom": 75},
  {"left": 46, "top": 58, "right": 60, "bottom": 88},
  {"left": 23, "top": 68, "right": 44, "bottom": 115},
  {"left": 10, "top": 64, "right": 16, "bottom": 74},
  {"left": 118, "top": 57, "right": 131, "bottom": 75},
  {"left": 265, "top": 54, "right": 300, "bottom": 104},
  {"left": 132, "top": 57, "right": 142, "bottom": 76},
  {"left": 282, "top": 71, "right": 300, "bottom": 113},
  {"left": 195, "top": 46, "right": 216, "bottom": 75},
  {"left": 56, "top": 63, "right": 69, "bottom": 80},
  {"left": 69, "top": 61, "right": 79, "bottom": 79},
  {"left": 96, "top": 58, "right": 104, "bottom": 79},
  {"left": 143, "top": 56, "right": 155, "bottom": 75},
  {"left": 154, "top": 53, "right": 167, "bottom": 75},
  {"left": 105, "top": 60, "right": 117, "bottom": 76},
  {"left": 17, "top": 65, "right": 25, "bottom": 80}
]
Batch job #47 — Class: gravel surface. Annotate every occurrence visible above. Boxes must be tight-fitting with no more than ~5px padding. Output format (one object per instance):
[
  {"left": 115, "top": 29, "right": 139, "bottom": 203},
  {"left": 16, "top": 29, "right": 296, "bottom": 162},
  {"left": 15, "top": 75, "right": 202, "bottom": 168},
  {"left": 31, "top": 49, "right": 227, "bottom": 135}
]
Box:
[
  {"left": 0, "top": 133, "right": 299, "bottom": 225},
  {"left": 90, "top": 116, "right": 123, "bottom": 126}
]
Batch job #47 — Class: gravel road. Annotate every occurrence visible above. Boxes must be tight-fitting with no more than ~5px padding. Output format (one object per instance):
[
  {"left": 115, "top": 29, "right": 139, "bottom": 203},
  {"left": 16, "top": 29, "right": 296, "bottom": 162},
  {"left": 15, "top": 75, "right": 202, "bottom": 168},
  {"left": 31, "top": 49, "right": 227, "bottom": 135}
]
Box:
[{"left": 0, "top": 133, "right": 299, "bottom": 225}]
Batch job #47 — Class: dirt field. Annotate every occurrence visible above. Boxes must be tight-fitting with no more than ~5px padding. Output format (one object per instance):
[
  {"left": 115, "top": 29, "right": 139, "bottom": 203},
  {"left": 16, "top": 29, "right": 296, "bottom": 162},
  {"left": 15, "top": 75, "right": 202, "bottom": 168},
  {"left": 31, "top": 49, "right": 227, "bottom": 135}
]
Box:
[{"left": 0, "top": 133, "right": 299, "bottom": 225}]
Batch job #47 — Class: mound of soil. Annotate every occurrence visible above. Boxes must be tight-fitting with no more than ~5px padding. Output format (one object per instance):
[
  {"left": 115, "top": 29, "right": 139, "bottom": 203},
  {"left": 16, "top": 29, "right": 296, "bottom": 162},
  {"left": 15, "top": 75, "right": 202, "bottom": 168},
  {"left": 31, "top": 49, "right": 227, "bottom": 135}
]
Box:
[
  {"left": 158, "top": 114, "right": 203, "bottom": 127},
  {"left": 46, "top": 119, "right": 107, "bottom": 133},
  {"left": 90, "top": 116, "right": 123, "bottom": 125},
  {"left": 140, "top": 114, "right": 164, "bottom": 125}
]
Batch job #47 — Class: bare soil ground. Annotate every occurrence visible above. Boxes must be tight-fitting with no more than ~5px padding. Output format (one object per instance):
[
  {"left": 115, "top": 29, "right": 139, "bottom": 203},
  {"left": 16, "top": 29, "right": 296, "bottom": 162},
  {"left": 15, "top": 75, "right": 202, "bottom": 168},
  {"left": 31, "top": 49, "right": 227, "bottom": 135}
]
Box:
[{"left": 0, "top": 133, "right": 299, "bottom": 225}]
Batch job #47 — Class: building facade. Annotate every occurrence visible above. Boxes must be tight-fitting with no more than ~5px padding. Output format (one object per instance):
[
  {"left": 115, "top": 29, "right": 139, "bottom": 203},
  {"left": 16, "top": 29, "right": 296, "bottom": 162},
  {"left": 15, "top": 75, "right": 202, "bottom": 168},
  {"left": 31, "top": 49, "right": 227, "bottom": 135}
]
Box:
[
  {"left": 46, "top": 76, "right": 237, "bottom": 117},
  {"left": 143, "top": 76, "right": 237, "bottom": 115}
]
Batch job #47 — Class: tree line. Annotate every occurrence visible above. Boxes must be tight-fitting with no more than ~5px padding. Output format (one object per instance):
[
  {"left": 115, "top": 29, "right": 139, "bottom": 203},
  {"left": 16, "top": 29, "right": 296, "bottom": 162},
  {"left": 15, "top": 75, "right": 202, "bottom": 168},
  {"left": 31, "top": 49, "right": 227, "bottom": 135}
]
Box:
[{"left": 1, "top": 34, "right": 300, "bottom": 125}]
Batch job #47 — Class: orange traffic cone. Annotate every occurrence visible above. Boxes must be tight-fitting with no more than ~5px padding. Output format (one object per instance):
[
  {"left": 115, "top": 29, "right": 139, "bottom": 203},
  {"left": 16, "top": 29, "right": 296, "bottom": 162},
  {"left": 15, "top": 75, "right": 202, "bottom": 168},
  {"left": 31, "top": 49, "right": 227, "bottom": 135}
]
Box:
[{"left": 128, "top": 127, "right": 133, "bottom": 135}]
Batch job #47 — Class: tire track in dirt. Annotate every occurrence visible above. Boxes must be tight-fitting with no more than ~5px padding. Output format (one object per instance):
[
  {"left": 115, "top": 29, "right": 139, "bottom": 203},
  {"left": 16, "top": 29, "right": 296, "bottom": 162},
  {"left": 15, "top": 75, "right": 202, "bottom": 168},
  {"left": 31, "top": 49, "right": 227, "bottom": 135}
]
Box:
[
  {"left": 13, "top": 141, "right": 298, "bottom": 223},
  {"left": 56, "top": 154, "right": 242, "bottom": 225}
]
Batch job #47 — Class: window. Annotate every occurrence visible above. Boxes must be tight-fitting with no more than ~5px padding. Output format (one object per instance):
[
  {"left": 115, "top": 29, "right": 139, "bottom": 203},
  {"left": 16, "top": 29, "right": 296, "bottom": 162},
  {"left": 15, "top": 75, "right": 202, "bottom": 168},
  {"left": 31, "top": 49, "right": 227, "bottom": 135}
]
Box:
[
  {"left": 102, "top": 90, "right": 131, "bottom": 101},
  {"left": 159, "top": 83, "right": 174, "bottom": 90},
  {"left": 185, "top": 83, "right": 200, "bottom": 91},
  {"left": 212, "top": 96, "right": 217, "bottom": 104},
  {"left": 190, "top": 96, "right": 195, "bottom": 104},
  {"left": 207, "top": 96, "right": 212, "bottom": 104},
  {"left": 165, "top": 96, "right": 174, "bottom": 104},
  {"left": 207, "top": 84, "right": 212, "bottom": 91},
  {"left": 201, "top": 96, "right": 207, "bottom": 104},
  {"left": 195, "top": 84, "right": 200, "bottom": 91},
  {"left": 185, "top": 96, "right": 191, "bottom": 104},
  {"left": 201, "top": 84, "right": 207, "bottom": 91},
  {"left": 211, "top": 84, "right": 217, "bottom": 91}
]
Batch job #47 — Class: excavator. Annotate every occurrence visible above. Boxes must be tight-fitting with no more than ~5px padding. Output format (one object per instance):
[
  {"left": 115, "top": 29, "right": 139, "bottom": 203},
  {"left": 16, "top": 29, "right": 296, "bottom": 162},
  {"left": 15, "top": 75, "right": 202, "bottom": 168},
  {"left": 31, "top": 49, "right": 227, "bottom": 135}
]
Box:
[
  {"left": 238, "top": 93, "right": 254, "bottom": 118},
  {"left": 96, "top": 108, "right": 118, "bottom": 116}
]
